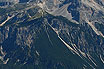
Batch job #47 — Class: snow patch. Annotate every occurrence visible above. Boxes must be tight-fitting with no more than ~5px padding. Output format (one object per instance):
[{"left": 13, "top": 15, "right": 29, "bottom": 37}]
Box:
[
  {"left": 0, "top": 15, "right": 15, "bottom": 27},
  {"left": 100, "top": 55, "right": 104, "bottom": 64},
  {"left": 86, "top": 20, "right": 104, "bottom": 38},
  {"left": 36, "top": 50, "right": 39, "bottom": 56}
]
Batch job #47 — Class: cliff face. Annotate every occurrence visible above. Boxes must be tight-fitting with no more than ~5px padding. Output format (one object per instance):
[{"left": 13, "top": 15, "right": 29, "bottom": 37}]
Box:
[{"left": 0, "top": 0, "right": 104, "bottom": 69}]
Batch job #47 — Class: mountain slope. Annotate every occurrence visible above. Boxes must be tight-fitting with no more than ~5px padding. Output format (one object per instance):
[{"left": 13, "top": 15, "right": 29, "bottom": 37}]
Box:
[{"left": 0, "top": 0, "right": 104, "bottom": 69}]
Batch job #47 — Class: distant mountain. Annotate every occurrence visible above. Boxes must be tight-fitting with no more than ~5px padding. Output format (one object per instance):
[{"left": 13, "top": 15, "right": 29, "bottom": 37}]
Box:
[{"left": 0, "top": 0, "right": 104, "bottom": 69}]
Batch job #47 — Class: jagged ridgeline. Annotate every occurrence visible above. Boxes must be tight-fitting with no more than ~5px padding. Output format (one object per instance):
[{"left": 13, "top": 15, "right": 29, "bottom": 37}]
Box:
[{"left": 0, "top": 0, "right": 104, "bottom": 69}]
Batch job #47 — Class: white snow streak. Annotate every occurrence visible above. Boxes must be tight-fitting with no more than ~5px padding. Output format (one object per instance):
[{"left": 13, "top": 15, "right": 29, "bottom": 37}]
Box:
[
  {"left": 81, "top": 0, "right": 104, "bottom": 11},
  {"left": 51, "top": 3, "right": 72, "bottom": 21},
  {"left": 36, "top": 50, "right": 40, "bottom": 56},
  {"left": 48, "top": 23, "right": 85, "bottom": 58},
  {"left": 87, "top": 54, "right": 97, "bottom": 66},
  {"left": 0, "top": 15, "right": 15, "bottom": 27},
  {"left": 100, "top": 55, "right": 104, "bottom": 64},
  {"left": 86, "top": 20, "right": 104, "bottom": 38}
]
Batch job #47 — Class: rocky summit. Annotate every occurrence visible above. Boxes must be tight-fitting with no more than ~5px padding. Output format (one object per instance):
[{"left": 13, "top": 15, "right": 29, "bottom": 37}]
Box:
[{"left": 0, "top": 0, "right": 104, "bottom": 69}]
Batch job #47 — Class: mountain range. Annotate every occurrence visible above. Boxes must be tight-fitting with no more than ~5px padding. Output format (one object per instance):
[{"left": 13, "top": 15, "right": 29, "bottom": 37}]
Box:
[{"left": 0, "top": 0, "right": 104, "bottom": 69}]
